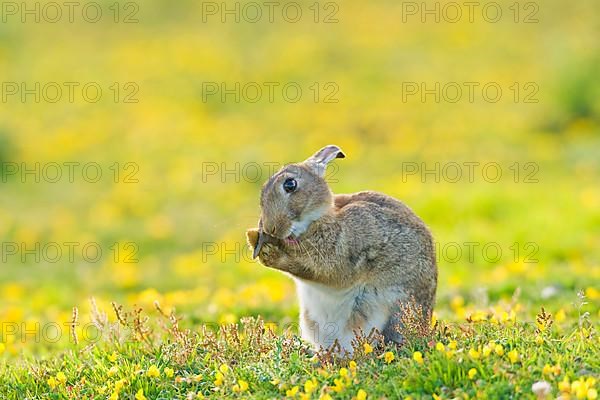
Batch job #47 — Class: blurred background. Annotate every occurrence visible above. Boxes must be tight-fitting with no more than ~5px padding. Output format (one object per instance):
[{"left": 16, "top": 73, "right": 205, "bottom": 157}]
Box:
[{"left": 0, "top": 0, "right": 599, "bottom": 357}]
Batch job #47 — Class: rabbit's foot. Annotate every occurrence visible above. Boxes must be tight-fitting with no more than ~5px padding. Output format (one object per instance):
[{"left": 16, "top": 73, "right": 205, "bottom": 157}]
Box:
[{"left": 246, "top": 228, "right": 259, "bottom": 249}]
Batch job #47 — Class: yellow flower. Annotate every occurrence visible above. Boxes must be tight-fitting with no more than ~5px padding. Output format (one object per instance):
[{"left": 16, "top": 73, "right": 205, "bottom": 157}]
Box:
[
  {"left": 586, "top": 377, "right": 596, "bottom": 388},
  {"left": 214, "top": 372, "right": 224, "bottom": 386},
  {"left": 108, "top": 352, "right": 118, "bottom": 363},
  {"left": 340, "top": 368, "right": 349, "bottom": 378},
  {"left": 542, "top": 364, "right": 552, "bottom": 375},
  {"left": 468, "top": 368, "right": 478, "bottom": 380},
  {"left": 448, "top": 340, "right": 457, "bottom": 350},
  {"left": 146, "top": 365, "right": 160, "bottom": 378},
  {"left": 304, "top": 378, "right": 317, "bottom": 393},
  {"left": 482, "top": 344, "right": 492, "bottom": 357},
  {"left": 135, "top": 389, "right": 147, "bottom": 400},
  {"left": 47, "top": 377, "right": 58, "bottom": 389},
  {"left": 286, "top": 385, "right": 299, "bottom": 397},
  {"left": 552, "top": 364, "right": 562, "bottom": 376},
  {"left": 500, "top": 310, "right": 516, "bottom": 324},
  {"left": 384, "top": 351, "right": 395, "bottom": 364},
  {"left": 571, "top": 379, "right": 585, "bottom": 398},
  {"left": 468, "top": 348, "right": 480, "bottom": 359},
  {"left": 508, "top": 350, "right": 519, "bottom": 363},
  {"left": 558, "top": 377, "right": 571, "bottom": 393},
  {"left": 535, "top": 336, "right": 544, "bottom": 345},
  {"left": 0, "top": 343, "right": 5, "bottom": 354},
  {"left": 588, "top": 388, "right": 598, "bottom": 400},
  {"left": 164, "top": 367, "right": 174, "bottom": 378},
  {"left": 555, "top": 309, "right": 566, "bottom": 322},
  {"left": 218, "top": 313, "right": 237, "bottom": 325},
  {"left": 193, "top": 374, "right": 203, "bottom": 382},
  {"left": 470, "top": 310, "right": 488, "bottom": 322},
  {"left": 363, "top": 343, "right": 373, "bottom": 354},
  {"left": 110, "top": 381, "right": 127, "bottom": 400},
  {"left": 233, "top": 379, "right": 249, "bottom": 393},
  {"left": 332, "top": 378, "right": 345, "bottom": 393},
  {"left": 264, "top": 322, "right": 278, "bottom": 331},
  {"left": 319, "top": 394, "right": 333, "bottom": 400},
  {"left": 349, "top": 361, "right": 357, "bottom": 374},
  {"left": 413, "top": 351, "right": 423, "bottom": 365},
  {"left": 56, "top": 372, "right": 67, "bottom": 385},
  {"left": 494, "top": 344, "right": 504, "bottom": 356},
  {"left": 114, "top": 379, "right": 126, "bottom": 392},
  {"left": 356, "top": 388, "right": 368, "bottom": 400},
  {"left": 219, "top": 364, "right": 229, "bottom": 374},
  {"left": 435, "top": 342, "right": 445, "bottom": 352},
  {"left": 586, "top": 287, "right": 600, "bottom": 300},
  {"left": 451, "top": 295, "right": 464, "bottom": 310}
]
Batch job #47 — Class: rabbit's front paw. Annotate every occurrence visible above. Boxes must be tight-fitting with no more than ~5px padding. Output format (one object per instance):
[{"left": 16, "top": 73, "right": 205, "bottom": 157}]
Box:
[{"left": 259, "top": 242, "right": 283, "bottom": 267}]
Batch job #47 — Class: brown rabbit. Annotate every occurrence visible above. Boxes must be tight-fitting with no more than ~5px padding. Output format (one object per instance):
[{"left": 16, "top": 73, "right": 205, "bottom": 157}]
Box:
[{"left": 246, "top": 145, "right": 437, "bottom": 353}]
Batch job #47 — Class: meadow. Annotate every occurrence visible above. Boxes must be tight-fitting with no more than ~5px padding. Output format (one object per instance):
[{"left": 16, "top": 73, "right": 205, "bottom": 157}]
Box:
[{"left": 0, "top": 0, "right": 599, "bottom": 398}]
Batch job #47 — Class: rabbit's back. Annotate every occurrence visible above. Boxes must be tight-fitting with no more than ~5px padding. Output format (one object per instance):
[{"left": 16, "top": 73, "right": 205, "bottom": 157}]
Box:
[
  {"left": 333, "top": 191, "right": 437, "bottom": 310},
  {"left": 335, "top": 191, "right": 435, "bottom": 258}
]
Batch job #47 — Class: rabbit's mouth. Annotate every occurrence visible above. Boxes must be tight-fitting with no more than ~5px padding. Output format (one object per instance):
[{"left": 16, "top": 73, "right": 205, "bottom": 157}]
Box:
[{"left": 284, "top": 235, "right": 299, "bottom": 245}]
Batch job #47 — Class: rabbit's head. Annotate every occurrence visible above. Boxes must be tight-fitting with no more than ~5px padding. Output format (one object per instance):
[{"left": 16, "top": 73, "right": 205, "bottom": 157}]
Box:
[{"left": 259, "top": 145, "right": 345, "bottom": 241}]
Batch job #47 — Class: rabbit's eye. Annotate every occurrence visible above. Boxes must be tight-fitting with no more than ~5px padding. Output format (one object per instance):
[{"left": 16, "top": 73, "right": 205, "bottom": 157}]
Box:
[{"left": 283, "top": 178, "right": 297, "bottom": 193}]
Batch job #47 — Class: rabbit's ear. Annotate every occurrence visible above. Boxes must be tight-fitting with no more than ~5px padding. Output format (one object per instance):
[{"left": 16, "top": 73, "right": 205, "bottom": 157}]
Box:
[{"left": 303, "top": 145, "right": 345, "bottom": 177}]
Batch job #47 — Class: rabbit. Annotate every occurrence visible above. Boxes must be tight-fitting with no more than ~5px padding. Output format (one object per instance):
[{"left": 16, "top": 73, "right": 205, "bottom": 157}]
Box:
[{"left": 246, "top": 145, "right": 437, "bottom": 354}]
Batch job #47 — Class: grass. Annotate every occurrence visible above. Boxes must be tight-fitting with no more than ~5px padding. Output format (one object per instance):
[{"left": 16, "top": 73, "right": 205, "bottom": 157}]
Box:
[{"left": 1, "top": 290, "right": 598, "bottom": 399}]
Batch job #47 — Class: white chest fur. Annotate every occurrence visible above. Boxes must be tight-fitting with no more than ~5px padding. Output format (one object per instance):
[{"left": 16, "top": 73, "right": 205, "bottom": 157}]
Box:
[{"left": 294, "top": 279, "right": 389, "bottom": 352}]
